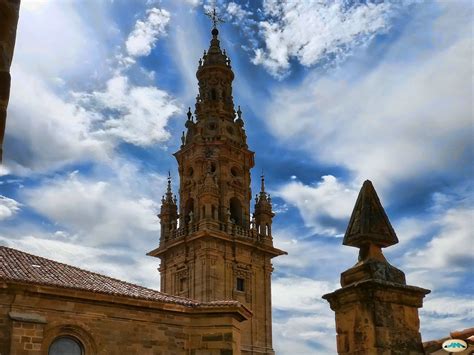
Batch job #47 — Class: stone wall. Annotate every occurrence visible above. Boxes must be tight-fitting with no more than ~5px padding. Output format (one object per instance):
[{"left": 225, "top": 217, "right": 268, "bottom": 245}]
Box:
[
  {"left": 0, "top": 0, "right": 21, "bottom": 161},
  {"left": 158, "top": 233, "right": 276, "bottom": 354},
  {"left": 0, "top": 281, "right": 248, "bottom": 354}
]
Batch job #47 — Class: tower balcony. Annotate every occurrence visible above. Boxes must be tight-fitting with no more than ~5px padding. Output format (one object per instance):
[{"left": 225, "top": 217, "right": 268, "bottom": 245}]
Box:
[
  {"left": 165, "top": 218, "right": 272, "bottom": 244},
  {"left": 148, "top": 216, "right": 286, "bottom": 260}
]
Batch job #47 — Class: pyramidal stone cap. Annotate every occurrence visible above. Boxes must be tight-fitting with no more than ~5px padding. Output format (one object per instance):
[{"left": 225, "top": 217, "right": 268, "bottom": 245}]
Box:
[{"left": 343, "top": 180, "right": 398, "bottom": 248}]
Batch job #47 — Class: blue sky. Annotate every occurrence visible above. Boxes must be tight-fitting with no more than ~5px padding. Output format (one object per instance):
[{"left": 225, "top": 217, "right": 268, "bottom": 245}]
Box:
[{"left": 0, "top": 0, "right": 472, "bottom": 353}]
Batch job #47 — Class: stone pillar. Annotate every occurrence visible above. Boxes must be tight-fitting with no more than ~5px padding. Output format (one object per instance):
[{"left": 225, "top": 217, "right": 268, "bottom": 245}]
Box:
[
  {"left": 0, "top": 0, "right": 21, "bottom": 162},
  {"left": 323, "top": 180, "right": 430, "bottom": 355}
]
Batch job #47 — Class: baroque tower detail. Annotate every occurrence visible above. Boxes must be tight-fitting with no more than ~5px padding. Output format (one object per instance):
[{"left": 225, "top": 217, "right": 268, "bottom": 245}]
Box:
[{"left": 148, "top": 20, "right": 286, "bottom": 355}]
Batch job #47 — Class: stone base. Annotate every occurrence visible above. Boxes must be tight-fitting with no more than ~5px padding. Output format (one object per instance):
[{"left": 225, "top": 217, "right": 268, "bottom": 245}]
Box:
[
  {"left": 323, "top": 279, "right": 430, "bottom": 355},
  {"left": 341, "top": 259, "right": 406, "bottom": 287}
]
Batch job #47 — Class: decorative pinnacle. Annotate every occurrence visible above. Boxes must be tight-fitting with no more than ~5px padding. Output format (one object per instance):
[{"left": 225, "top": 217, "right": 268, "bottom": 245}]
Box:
[
  {"left": 237, "top": 105, "right": 242, "bottom": 119},
  {"left": 261, "top": 171, "right": 265, "bottom": 193},
  {"left": 166, "top": 171, "right": 172, "bottom": 195},
  {"left": 187, "top": 107, "right": 192, "bottom": 121},
  {"left": 343, "top": 180, "right": 398, "bottom": 249},
  {"left": 205, "top": 7, "right": 225, "bottom": 30}
]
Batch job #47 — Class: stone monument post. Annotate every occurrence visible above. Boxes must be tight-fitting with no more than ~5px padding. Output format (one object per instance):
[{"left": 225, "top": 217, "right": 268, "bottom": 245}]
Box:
[{"left": 323, "top": 180, "right": 430, "bottom": 355}]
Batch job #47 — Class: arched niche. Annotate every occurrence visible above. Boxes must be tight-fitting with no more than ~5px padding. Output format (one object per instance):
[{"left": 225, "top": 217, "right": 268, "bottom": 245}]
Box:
[
  {"left": 184, "top": 198, "right": 194, "bottom": 224},
  {"left": 229, "top": 197, "right": 243, "bottom": 226}
]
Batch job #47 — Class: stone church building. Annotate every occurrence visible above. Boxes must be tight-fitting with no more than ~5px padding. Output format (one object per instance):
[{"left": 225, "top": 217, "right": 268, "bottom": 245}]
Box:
[{"left": 0, "top": 22, "right": 285, "bottom": 355}]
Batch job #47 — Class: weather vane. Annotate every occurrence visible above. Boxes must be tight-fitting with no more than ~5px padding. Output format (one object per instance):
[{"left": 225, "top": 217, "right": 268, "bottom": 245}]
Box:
[{"left": 205, "top": 7, "right": 225, "bottom": 29}]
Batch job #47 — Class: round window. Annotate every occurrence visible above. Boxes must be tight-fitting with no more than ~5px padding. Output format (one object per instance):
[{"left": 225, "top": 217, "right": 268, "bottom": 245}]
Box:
[
  {"left": 231, "top": 167, "right": 239, "bottom": 177},
  {"left": 49, "top": 336, "right": 83, "bottom": 355}
]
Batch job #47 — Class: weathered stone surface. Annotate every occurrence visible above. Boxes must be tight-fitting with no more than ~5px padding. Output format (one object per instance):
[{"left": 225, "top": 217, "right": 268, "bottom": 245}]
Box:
[
  {"left": 0, "top": 0, "right": 21, "bottom": 161},
  {"left": 8, "top": 312, "right": 47, "bottom": 324},
  {"left": 324, "top": 280, "right": 430, "bottom": 354},
  {"left": 324, "top": 180, "right": 430, "bottom": 355},
  {"left": 0, "top": 281, "right": 246, "bottom": 355},
  {"left": 340, "top": 259, "right": 406, "bottom": 287},
  {"left": 343, "top": 180, "right": 398, "bottom": 248}
]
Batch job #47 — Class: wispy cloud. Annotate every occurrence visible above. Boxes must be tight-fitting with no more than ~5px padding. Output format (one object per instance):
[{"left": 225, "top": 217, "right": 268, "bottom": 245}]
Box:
[
  {"left": 125, "top": 8, "right": 171, "bottom": 58},
  {"left": 5, "top": 2, "right": 180, "bottom": 174},
  {"left": 75, "top": 75, "right": 181, "bottom": 147},
  {"left": 0, "top": 196, "right": 21, "bottom": 220},
  {"left": 263, "top": 1, "right": 472, "bottom": 190},
  {"left": 405, "top": 207, "right": 473, "bottom": 271},
  {"left": 275, "top": 175, "right": 357, "bottom": 235},
  {"left": 252, "top": 0, "right": 406, "bottom": 78},
  {"left": 21, "top": 167, "right": 161, "bottom": 248}
]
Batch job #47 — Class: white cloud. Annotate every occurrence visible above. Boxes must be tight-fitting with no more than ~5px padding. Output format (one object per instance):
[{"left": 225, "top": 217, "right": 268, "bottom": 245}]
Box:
[
  {"left": 253, "top": 0, "right": 401, "bottom": 77},
  {"left": 272, "top": 275, "right": 338, "bottom": 354},
  {"left": 13, "top": 0, "right": 111, "bottom": 81},
  {"left": 6, "top": 68, "right": 180, "bottom": 173},
  {"left": 180, "top": 0, "right": 201, "bottom": 7},
  {"left": 264, "top": 1, "right": 472, "bottom": 190},
  {"left": 0, "top": 196, "right": 21, "bottom": 220},
  {"left": 226, "top": 2, "right": 252, "bottom": 22},
  {"left": 420, "top": 295, "right": 474, "bottom": 342},
  {"left": 4, "top": 2, "right": 179, "bottom": 174},
  {"left": 405, "top": 207, "right": 473, "bottom": 271},
  {"left": 275, "top": 175, "right": 358, "bottom": 235},
  {"left": 76, "top": 75, "right": 181, "bottom": 147},
  {"left": 21, "top": 0, "right": 52, "bottom": 11},
  {"left": 273, "top": 231, "right": 356, "bottom": 273},
  {"left": 126, "top": 8, "right": 170, "bottom": 57},
  {"left": 6, "top": 66, "right": 110, "bottom": 173},
  {"left": 21, "top": 168, "right": 161, "bottom": 247},
  {"left": 273, "top": 276, "right": 337, "bottom": 312},
  {"left": 274, "top": 314, "right": 336, "bottom": 355}
]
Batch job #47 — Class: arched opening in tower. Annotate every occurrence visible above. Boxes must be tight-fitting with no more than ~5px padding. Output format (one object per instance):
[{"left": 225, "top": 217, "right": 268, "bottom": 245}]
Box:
[
  {"left": 229, "top": 197, "right": 242, "bottom": 226},
  {"left": 184, "top": 198, "right": 194, "bottom": 224}
]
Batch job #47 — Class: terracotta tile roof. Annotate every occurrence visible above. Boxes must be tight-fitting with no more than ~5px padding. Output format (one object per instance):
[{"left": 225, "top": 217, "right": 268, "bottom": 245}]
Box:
[{"left": 0, "top": 246, "right": 239, "bottom": 308}]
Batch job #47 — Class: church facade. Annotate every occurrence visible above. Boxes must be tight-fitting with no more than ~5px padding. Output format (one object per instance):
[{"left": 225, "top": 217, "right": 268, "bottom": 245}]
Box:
[{"left": 0, "top": 22, "right": 284, "bottom": 355}]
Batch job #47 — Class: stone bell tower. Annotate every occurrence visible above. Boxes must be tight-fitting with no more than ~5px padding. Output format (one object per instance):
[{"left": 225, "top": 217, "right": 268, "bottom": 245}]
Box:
[{"left": 148, "top": 13, "right": 286, "bottom": 355}]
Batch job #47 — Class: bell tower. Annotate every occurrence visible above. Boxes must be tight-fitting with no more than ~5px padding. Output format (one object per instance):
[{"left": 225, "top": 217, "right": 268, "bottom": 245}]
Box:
[{"left": 148, "top": 11, "right": 286, "bottom": 355}]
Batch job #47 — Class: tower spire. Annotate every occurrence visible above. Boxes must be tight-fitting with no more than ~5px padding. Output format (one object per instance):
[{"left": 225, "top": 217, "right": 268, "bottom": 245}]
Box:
[
  {"left": 343, "top": 180, "right": 398, "bottom": 250},
  {"left": 205, "top": 7, "right": 225, "bottom": 30}
]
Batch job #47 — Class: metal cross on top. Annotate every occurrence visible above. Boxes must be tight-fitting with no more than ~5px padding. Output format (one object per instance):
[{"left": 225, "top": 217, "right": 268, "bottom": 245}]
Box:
[{"left": 205, "top": 7, "right": 225, "bottom": 29}]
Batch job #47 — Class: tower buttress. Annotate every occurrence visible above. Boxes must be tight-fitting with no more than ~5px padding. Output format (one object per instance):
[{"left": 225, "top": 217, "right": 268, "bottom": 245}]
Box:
[{"left": 148, "top": 13, "right": 286, "bottom": 355}]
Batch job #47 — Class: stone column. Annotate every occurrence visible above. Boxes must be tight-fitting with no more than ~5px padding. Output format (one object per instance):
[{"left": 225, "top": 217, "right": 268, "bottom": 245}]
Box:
[
  {"left": 323, "top": 180, "right": 430, "bottom": 355},
  {"left": 0, "top": 0, "right": 21, "bottom": 162}
]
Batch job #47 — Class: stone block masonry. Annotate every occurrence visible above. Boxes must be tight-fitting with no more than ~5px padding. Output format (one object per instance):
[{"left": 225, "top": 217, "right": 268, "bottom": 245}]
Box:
[{"left": 323, "top": 180, "right": 430, "bottom": 355}]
